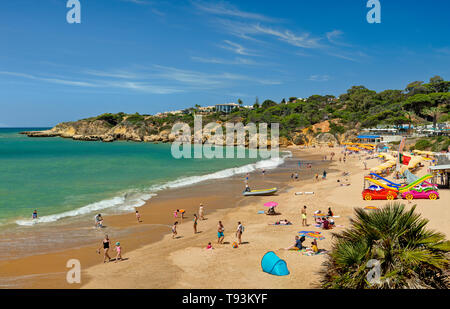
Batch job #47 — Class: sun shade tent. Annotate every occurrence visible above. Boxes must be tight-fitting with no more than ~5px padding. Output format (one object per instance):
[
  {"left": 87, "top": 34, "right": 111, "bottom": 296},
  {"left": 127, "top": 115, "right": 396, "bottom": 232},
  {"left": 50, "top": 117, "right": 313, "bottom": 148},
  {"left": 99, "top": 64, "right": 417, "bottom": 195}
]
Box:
[{"left": 261, "top": 251, "right": 290, "bottom": 276}]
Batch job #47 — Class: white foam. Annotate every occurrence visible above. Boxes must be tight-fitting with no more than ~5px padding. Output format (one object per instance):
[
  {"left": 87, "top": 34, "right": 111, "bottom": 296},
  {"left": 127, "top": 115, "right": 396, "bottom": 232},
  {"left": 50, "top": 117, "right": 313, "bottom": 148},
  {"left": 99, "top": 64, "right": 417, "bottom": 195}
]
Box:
[{"left": 15, "top": 152, "right": 290, "bottom": 226}]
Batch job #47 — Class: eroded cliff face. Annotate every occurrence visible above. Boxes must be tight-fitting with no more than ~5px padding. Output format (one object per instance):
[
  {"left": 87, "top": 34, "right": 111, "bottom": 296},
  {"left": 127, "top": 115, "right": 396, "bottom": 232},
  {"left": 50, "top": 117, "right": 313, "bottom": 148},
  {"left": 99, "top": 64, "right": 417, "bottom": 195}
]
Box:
[{"left": 21, "top": 118, "right": 356, "bottom": 146}]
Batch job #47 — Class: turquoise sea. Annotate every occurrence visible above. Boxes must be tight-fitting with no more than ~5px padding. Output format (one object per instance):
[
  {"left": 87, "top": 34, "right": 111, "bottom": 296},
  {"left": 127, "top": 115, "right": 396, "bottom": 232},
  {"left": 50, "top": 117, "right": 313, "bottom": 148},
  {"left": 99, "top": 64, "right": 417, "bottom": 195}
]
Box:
[{"left": 0, "top": 128, "right": 286, "bottom": 227}]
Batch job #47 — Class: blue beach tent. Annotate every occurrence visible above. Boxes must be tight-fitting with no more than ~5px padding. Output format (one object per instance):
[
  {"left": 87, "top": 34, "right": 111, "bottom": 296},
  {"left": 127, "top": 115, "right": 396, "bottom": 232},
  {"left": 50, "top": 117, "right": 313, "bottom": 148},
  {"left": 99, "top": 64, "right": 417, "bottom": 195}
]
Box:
[{"left": 261, "top": 251, "right": 290, "bottom": 276}]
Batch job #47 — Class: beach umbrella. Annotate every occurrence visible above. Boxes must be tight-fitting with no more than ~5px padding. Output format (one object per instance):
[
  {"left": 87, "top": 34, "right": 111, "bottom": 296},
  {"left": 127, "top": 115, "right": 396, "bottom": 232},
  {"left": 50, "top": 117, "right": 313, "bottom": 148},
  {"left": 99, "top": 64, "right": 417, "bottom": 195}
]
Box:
[
  {"left": 299, "top": 232, "right": 325, "bottom": 240},
  {"left": 264, "top": 202, "right": 278, "bottom": 207}
]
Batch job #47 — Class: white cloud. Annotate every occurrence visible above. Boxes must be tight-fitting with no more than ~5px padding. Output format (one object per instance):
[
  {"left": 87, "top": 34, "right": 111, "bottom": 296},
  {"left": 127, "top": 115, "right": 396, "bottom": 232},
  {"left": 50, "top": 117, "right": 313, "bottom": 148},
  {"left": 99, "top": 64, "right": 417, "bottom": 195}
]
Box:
[
  {"left": 192, "top": 1, "right": 278, "bottom": 22},
  {"left": 308, "top": 75, "right": 331, "bottom": 82},
  {"left": 190, "top": 56, "right": 259, "bottom": 65},
  {"left": 219, "top": 40, "right": 254, "bottom": 56}
]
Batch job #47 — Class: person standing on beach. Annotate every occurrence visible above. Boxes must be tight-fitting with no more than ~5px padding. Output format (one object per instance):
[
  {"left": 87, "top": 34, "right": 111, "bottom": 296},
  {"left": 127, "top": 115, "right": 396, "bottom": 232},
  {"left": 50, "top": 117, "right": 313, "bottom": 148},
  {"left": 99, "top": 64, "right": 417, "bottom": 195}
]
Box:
[
  {"left": 217, "top": 221, "right": 224, "bottom": 244},
  {"left": 193, "top": 214, "right": 198, "bottom": 234},
  {"left": 135, "top": 210, "right": 141, "bottom": 223},
  {"left": 199, "top": 204, "right": 205, "bottom": 220},
  {"left": 323, "top": 170, "right": 327, "bottom": 180},
  {"left": 236, "top": 222, "right": 244, "bottom": 245},
  {"left": 172, "top": 221, "right": 178, "bottom": 239},
  {"left": 32, "top": 210, "right": 38, "bottom": 219},
  {"left": 301, "top": 206, "right": 308, "bottom": 226},
  {"left": 315, "top": 173, "right": 319, "bottom": 181},
  {"left": 294, "top": 172, "right": 299, "bottom": 181},
  {"left": 262, "top": 168, "right": 266, "bottom": 176},
  {"left": 97, "top": 234, "right": 111, "bottom": 263}
]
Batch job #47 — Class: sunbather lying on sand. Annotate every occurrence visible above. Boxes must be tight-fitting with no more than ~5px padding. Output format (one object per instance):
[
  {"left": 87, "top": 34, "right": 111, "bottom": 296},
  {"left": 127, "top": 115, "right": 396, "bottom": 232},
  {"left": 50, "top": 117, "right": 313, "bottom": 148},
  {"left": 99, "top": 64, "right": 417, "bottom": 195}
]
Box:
[{"left": 270, "top": 219, "right": 292, "bottom": 225}]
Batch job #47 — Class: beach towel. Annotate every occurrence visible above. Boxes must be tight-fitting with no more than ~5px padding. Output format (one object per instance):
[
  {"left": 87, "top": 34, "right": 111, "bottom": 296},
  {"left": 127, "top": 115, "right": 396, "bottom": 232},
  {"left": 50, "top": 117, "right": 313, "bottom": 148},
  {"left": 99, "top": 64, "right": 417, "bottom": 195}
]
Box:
[
  {"left": 303, "top": 249, "right": 327, "bottom": 256},
  {"left": 257, "top": 211, "right": 265, "bottom": 214},
  {"left": 269, "top": 223, "right": 292, "bottom": 226}
]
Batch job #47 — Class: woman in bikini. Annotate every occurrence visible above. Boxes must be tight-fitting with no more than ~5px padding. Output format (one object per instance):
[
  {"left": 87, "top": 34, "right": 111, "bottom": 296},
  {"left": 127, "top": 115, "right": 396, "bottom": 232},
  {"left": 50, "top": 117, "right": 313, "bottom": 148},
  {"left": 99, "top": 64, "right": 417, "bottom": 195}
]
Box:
[
  {"left": 193, "top": 214, "right": 198, "bottom": 234},
  {"left": 97, "top": 234, "right": 111, "bottom": 263}
]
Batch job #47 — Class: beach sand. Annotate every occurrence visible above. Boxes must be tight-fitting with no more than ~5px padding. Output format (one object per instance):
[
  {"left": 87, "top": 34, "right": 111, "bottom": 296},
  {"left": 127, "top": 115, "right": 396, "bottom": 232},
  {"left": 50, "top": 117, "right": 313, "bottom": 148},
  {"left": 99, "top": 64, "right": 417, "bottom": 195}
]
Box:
[{"left": 1, "top": 147, "right": 448, "bottom": 289}]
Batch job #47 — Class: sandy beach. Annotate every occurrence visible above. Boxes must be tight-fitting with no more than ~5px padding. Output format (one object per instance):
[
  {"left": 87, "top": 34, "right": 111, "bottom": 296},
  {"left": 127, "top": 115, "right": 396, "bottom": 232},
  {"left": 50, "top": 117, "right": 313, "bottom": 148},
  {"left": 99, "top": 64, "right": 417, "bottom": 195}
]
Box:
[{"left": 1, "top": 146, "right": 448, "bottom": 289}]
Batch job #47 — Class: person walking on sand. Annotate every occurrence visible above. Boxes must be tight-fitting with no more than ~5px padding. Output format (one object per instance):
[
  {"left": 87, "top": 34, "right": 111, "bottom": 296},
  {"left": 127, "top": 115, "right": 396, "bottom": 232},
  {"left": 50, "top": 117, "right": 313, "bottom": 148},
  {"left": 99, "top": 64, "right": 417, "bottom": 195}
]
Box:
[
  {"left": 199, "top": 204, "right": 205, "bottom": 220},
  {"left": 172, "top": 221, "right": 178, "bottom": 239},
  {"left": 315, "top": 173, "right": 319, "bottom": 182},
  {"left": 301, "top": 206, "right": 308, "bottom": 226},
  {"left": 135, "top": 210, "right": 141, "bottom": 223},
  {"left": 217, "top": 221, "right": 225, "bottom": 244},
  {"left": 236, "top": 221, "right": 244, "bottom": 245},
  {"left": 97, "top": 234, "right": 111, "bottom": 263},
  {"left": 193, "top": 214, "right": 198, "bottom": 234},
  {"left": 322, "top": 170, "right": 327, "bottom": 180},
  {"left": 114, "top": 242, "right": 122, "bottom": 262},
  {"left": 32, "top": 209, "right": 38, "bottom": 220}
]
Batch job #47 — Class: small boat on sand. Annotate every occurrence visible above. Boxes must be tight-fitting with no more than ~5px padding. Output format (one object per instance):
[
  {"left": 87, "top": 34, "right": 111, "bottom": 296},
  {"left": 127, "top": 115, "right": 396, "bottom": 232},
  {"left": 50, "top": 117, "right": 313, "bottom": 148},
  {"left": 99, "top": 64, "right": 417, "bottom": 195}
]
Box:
[{"left": 243, "top": 187, "right": 278, "bottom": 196}]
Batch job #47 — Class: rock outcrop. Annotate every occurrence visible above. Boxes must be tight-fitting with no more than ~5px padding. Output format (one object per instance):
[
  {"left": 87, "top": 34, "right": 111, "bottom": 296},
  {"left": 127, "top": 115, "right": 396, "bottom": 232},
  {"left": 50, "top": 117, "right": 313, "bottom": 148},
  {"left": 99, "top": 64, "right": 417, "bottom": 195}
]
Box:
[{"left": 21, "top": 114, "right": 358, "bottom": 147}]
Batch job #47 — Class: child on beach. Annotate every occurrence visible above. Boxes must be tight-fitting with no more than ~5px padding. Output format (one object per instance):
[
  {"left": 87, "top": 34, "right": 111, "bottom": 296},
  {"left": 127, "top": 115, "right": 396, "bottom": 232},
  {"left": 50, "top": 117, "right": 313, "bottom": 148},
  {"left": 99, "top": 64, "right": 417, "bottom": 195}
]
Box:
[
  {"left": 32, "top": 210, "right": 38, "bottom": 219},
  {"left": 172, "top": 221, "right": 178, "bottom": 239},
  {"left": 135, "top": 210, "right": 141, "bottom": 223},
  {"left": 95, "top": 214, "right": 104, "bottom": 228},
  {"left": 199, "top": 204, "right": 205, "bottom": 220},
  {"left": 236, "top": 221, "right": 244, "bottom": 245},
  {"left": 115, "top": 242, "right": 122, "bottom": 262},
  {"left": 180, "top": 209, "right": 185, "bottom": 219},
  {"left": 174, "top": 210, "right": 178, "bottom": 218},
  {"left": 206, "top": 242, "right": 213, "bottom": 250}
]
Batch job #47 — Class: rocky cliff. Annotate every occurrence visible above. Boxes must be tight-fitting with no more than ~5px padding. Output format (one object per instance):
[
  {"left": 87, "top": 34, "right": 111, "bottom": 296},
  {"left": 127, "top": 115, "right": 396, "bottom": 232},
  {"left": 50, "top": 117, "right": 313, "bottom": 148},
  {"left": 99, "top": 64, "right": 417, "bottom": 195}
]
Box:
[{"left": 21, "top": 116, "right": 357, "bottom": 146}]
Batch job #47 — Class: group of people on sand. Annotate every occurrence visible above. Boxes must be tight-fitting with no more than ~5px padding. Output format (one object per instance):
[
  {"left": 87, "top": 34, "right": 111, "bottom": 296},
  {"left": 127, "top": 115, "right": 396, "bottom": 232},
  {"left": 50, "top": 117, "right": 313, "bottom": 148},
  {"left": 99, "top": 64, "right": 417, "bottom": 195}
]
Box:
[
  {"left": 170, "top": 203, "right": 245, "bottom": 250},
  {"left": 284, "top": 235, "right": 320, "bottom": 254}
]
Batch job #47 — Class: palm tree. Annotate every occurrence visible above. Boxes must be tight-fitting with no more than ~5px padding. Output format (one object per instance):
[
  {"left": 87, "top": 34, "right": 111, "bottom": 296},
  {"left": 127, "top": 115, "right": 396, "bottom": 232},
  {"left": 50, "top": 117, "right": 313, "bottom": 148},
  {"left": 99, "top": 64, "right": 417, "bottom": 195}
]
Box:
[
  {"left": 320, "top": 203, "right": 449, "bottom": 289},
  {"left": 403, "top": 110, "right": 415, "bottom": 134}
]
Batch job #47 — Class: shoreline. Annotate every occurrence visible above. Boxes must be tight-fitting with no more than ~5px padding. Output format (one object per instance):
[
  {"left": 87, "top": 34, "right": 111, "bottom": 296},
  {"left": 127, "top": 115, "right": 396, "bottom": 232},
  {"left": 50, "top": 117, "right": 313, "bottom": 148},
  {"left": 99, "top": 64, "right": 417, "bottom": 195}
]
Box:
[{"left": 0, "top": 146, "right": 327, "bottom": 288}]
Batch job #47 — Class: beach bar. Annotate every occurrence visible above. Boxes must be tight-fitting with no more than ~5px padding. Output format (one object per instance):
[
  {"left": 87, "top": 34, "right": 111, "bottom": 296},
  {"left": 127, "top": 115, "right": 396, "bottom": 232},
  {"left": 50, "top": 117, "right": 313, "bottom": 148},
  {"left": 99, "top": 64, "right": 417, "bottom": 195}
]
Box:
[{"left": 430, "top": 164, "right": 450, "bottom": 189}]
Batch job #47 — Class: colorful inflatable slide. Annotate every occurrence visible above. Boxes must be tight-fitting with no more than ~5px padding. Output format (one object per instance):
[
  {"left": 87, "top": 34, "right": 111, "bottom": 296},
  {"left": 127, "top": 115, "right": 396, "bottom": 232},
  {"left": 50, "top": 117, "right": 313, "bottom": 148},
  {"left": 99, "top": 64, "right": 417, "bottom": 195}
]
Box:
[{"left": 362, "top": 174, "right": 439, "bottom": 200}]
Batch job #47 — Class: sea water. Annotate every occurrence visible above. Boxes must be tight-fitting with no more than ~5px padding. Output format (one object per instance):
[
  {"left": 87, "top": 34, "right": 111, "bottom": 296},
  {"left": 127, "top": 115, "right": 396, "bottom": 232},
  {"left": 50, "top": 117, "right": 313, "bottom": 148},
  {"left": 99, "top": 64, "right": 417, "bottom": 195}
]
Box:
[{"left": 0, "top": 128, "right": 288, "bottom": 228}]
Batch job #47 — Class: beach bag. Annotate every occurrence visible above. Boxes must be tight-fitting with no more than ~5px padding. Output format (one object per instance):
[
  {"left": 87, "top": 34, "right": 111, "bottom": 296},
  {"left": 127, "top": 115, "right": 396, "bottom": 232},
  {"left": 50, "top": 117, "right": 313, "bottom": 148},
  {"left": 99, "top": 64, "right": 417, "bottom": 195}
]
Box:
[{"left": 232, "top": 242, "right": 239, "bottom": 248}]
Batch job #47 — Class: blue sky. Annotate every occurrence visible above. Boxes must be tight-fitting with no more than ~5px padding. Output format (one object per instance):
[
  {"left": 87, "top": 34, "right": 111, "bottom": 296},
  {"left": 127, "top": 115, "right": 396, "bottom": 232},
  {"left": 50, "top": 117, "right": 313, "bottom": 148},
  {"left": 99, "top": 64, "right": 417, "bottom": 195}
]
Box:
[{"left": 1, "top": 0, "right": 449, "bottom": 127}]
